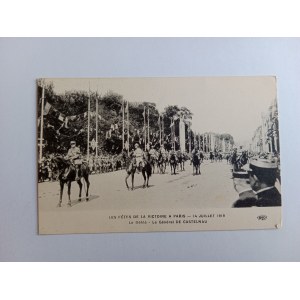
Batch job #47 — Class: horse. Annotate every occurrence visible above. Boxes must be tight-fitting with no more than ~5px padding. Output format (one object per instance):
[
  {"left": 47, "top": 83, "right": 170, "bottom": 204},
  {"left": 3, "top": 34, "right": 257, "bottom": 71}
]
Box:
[
  {"left": 51, "top": 156, "right": 90, "bottom": 207},
  {"left": 125, "top": 153, "right": 152, "bottom": 190},
  {"left": 199, "top": 152, "right": 204, "bottom": 163},
  {"left": 149, "top": 155, "right": 157, "bottom": 174},
  {"left": 169, "top": 152, "right": 178, "bottom": 175},
  {"left": 177, "top": 153, "right": 185, "bottom": 171},
  {"left": 192, "top": 152, "right": 201, "bottom": 175},
  {"left": 157, "top": 153, "right": 167, "bottom": 174}
]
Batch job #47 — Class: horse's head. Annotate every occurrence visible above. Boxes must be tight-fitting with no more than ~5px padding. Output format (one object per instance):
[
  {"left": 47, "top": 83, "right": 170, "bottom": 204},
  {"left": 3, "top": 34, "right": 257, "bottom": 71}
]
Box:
[{"left": 51, "top": 155, "right": 68, "bottom": 170}]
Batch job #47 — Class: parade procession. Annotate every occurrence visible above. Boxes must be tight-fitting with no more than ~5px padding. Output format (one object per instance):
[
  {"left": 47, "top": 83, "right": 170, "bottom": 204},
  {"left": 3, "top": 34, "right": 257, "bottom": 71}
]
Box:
[{"left": 37, "top": 78, "right": 281, "bottom": 214}]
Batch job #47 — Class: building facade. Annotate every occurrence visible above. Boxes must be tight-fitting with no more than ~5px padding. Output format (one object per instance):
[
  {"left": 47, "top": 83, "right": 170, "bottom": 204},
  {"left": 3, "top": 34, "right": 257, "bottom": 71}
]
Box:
[{"left": 250, "top": 98, "right": 280, "bottom": 154}]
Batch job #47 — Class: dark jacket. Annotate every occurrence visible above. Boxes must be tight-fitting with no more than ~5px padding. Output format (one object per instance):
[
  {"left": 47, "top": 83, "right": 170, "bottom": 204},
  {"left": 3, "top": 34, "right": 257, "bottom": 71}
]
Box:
[
  {"left": 256, "top": 187, "right": 281, "bottom": 207},
  {"left": 233, "top": 190, "right": 257, "bottom": 208}
]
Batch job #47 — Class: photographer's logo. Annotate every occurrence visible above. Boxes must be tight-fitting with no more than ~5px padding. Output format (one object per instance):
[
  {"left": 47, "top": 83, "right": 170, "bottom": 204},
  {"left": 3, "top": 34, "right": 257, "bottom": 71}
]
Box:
[{"left": 257, "top": 215, "right": 267, "bottom": 221}]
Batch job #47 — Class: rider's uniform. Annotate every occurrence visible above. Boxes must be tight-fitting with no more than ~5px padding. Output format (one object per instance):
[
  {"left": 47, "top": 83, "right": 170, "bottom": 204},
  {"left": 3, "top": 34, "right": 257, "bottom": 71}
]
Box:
[
  {"left": 192, "top": 149, "right": 200, "bottom": 156},
  {"left": 160, "top": 148, "right": 166, "bottom": 158},
  {"left": 149, "top": 148, "right": 156, "bottom": 159},
  {"left": 169, "top": 149, "right": 177, "bottom": 160},
  {"left": 67, "top": 147, "right": 82, "bottom": 165},
  {"left": 191, "top": 149, "right": 200, "bottom": 164},
  {"left": 133, "top": 147, "right": 145, "bottom": 168},
  {"left": 64, "top": 146, "right": 82, "bottom": 179}
]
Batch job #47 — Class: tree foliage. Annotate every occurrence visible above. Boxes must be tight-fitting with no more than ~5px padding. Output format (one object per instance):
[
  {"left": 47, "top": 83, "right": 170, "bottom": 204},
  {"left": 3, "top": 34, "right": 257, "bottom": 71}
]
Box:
[{"left": 37, "top": 82, "right": 234, "bottom": 156}]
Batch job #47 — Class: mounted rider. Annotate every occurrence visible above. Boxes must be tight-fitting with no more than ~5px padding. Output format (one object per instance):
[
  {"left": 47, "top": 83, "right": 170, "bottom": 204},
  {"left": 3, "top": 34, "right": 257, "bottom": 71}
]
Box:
[
  {"left": 133, "top": 143, "right": 145, "bottom": 173},
  {"left": 64, "top": 141, "right": 82, "bottom": 180},
  {"left": 190, "top": 145, "right": 200, "bottom": 164},
  {"left": 177, "top": 149, "right": 183, "bottom": 160},
  {"left": 148, "top": 144, "right": 157, "bottom": 163},
  {"left": 192, "top": 145, "right": 200, "bottom": 156},
  {"left": 159, "top": 144, "right": 167, "bottom": 158},
  {"left": 149, "top": 144, "right": 156, "bottom": 158},
  {"left": 169, "top": 146, "right": 178, "bottom": 161}
]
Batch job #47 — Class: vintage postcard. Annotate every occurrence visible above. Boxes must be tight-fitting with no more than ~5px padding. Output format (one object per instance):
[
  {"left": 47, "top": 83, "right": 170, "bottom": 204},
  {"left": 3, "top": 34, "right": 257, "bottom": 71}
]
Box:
[{"left": 37, "top": 77, "right": 282, "bottom": 234}]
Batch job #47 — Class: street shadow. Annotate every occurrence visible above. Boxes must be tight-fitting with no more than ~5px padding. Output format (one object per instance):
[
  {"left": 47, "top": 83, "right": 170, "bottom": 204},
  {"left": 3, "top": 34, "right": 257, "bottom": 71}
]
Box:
[
  {"left": 133, "top": 184, "right": 154, "bottom": 190},
  {"left": 70, "top": 194, "right": 100, "bottom": 207}
]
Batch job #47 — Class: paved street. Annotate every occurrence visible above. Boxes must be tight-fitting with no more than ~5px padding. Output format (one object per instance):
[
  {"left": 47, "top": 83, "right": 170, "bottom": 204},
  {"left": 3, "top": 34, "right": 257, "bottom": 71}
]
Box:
[{"left": 38, "top": 160, "right": 238, "bottom": 212}]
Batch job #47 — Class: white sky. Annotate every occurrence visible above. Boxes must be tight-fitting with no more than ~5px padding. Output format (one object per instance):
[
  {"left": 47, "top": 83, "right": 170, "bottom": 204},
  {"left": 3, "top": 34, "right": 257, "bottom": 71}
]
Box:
[{"left": 44, "top": 77, "right": 277, "bottom": 145}]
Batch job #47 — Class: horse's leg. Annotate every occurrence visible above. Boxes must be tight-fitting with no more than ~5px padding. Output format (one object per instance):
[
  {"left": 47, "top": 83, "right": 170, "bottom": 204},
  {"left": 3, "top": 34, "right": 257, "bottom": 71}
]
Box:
[
  {"left": 131, "top": 172, "right": 135, "bottom": 190},
  {"left": 67, "top": 181, "right": 72, "bottom": 207},
  {"left": 77, "top": 179, "right": 82, "bottom": 201},
  {"left": 142, "top": 170, "right": 146, "bottom": 188},
  {"left": 85, "top": 176, "right": 90, "bottom": 201},
  {"left": 125, "top": 173, "right": 130, "bottom": 190},
  {"left": 58, "top": 180, "right": 64, "bottom": 207}
]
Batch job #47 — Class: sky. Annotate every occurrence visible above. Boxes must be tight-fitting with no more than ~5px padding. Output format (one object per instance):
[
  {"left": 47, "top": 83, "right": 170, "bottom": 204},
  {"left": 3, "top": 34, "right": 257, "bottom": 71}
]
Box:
[{"left": 44, "top": 77, "right": 277, "bottom": 145}]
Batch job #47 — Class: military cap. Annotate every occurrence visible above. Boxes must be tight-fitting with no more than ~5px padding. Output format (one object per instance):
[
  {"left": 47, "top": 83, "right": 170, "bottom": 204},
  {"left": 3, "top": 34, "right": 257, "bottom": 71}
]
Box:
[{"left": 70, "top": 141, "right": 76, "bottom": 145}]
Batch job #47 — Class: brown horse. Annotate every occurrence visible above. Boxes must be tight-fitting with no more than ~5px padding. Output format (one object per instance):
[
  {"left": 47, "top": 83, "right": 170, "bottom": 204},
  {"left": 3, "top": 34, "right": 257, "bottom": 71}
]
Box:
[
  {"left": 51, "top": 156, "right": 90, "bottom": 207},
  {"left": 169, "top": 152, "right": 178, "bottom": 175},
  {"left": 157, "top": 153, "right": 167, "bottom": 174},
  {"left": 192, "top": 152, "right": 201, "bottom": 175},
  {"left": 125, "top": 153, "right": 152, "bottom": 190}
]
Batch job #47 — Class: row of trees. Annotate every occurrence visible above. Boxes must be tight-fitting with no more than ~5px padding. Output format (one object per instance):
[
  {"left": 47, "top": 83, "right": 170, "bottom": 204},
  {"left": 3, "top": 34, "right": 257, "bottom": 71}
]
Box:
[
  {"left": 37, "top": 81, "right": 234, "bottom": 156},
  {"left": 37, "top": 82, "right": 194, "bottom": 155}
]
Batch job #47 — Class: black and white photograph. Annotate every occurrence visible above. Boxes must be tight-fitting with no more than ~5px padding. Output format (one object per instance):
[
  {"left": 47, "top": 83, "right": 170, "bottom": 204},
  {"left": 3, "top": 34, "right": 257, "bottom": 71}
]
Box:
[{"left": 37, "top": 77, "right": 281, "bottom": 234}]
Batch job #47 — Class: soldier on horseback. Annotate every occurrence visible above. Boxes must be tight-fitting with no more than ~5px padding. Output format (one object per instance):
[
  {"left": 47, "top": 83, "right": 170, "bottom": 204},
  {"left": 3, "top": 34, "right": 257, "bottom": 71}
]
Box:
[
  {"left": 133, "top": 143, "right": 145, "bottom": 174},
  {"left": 149, "top": 144, "right": 157, "bottom": 159},
  {"left": 159, "top": 144, "right": 167, "bottom": 157},
  {"left": 191, "top": 145, "right": 200, "bottom": 163},
  {"left": 64, "top": 141, "right": 82, "bottom": 181},
  {"left": 169, "top": 146, "right": 178, "bottom": 162}
]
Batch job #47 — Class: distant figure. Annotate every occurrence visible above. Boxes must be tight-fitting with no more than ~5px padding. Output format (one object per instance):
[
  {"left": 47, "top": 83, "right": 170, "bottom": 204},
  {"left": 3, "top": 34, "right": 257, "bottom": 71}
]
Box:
[
  {"left": 209, "top": 151, "right": 214, "bottom": 163},
  {"left": 231, "top": 148, "right": 238, "bottom": 171}
]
